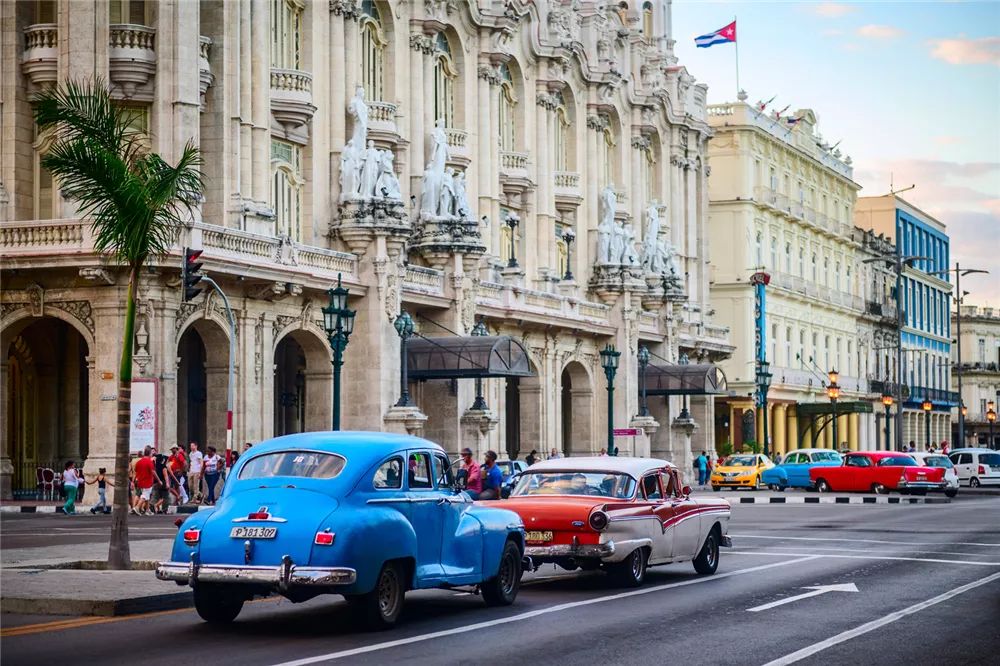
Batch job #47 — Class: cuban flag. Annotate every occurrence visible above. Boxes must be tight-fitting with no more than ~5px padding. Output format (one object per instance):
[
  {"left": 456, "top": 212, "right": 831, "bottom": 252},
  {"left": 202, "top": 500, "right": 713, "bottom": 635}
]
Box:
[{"left": 695, "top": 21, "right": 737, "bottom": 48}]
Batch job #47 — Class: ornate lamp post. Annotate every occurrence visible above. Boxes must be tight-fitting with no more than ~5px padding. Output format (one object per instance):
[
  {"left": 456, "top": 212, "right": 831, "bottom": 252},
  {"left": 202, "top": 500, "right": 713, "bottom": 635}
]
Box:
[
  {"left": 393, "top": 311, "right": 415, "bottom": 407},
  {"left": 637, "top": 345, "right": 650, "bottom": 417},
  {"left": 322, "top": 274, "right": 356, "bottom": 431},
  {"left": 922, "top": 399, "right": 933, "bottom": 451},
  {"left": 470, "top": 319, "right": 489, "bottom": 410},
  {"left": 755, "top": 361, "right": 772, "bottom": 456},
  {"left": 988, "top": 400, "right": 997, "bottom": 450},
  {"left": 600, "top": 344, "right": 621, "bottom": 457},
  {"left": 881, "top": 393, "right": 894, "bottom": 452},
  {"left": 505, "top": 214, "right": 520, "bottom": 268},
  {"left": 961, "top": 403, "right": 968, "bottom": 446},
  {"left": 562, "top": 228, "right": 576, "bottom": 281},
  {"left": 826, "top": 369, "right": 841, "bottom": 451}
]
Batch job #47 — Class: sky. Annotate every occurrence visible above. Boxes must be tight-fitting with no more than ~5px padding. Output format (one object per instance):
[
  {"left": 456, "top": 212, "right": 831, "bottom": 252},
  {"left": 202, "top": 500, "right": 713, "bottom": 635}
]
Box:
[{"left": 672, "top": 1, "right": 1000, "bottom": 305}]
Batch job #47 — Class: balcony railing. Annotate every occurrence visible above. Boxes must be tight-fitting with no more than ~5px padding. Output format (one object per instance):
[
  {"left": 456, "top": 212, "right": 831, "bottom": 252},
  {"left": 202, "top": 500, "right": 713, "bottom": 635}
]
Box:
[
  {"left": 905, "top": 386, "right": 961, "bottom": 405},
  {"left": 0, "top": 219, "right": 92, "bottom": 257},
  {"left": 954, "top": 362, "right": 1000, "bottom": 373},
  {"left": 553, "top": 171, "right": 582, "bottom": 206},
  {"left": 21, "top": 23, "right": 58, "bottom": 89},
  {"left": 403, "top": 265, "right": 445, "bottom": 295},
  {"left": 500, "top": 151, "right": 528, "bottom": 170},
  {"left": 108, "top": 24, "right": 157, "bottom": 97},
  {"left": 270, "top": 68, "right": 315, "bottom": 129}
]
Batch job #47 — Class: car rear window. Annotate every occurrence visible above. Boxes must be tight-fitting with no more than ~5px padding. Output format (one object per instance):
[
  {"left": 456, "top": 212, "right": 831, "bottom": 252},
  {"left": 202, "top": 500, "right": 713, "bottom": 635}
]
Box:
[
  {"left": 922, "top": 455, "right": 953, "bottom": 468},
  {"left": 980, "top": 454, "right": 1000, "bottom": 467},
  {"left": 238, "top": 451, "right": 346, "bottom": 480},
  {"left": 878, "top": 456, "right": 917, "bottom": 466},
  {"left": 811, "top": 451, "right": 841, "bottom": 463}
]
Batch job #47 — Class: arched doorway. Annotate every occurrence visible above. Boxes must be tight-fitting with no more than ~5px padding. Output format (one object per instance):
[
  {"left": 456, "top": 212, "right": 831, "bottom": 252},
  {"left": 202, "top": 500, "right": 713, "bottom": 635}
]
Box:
[
  {"left": 504, "top": 359, "right": 541, "bottom": 460},
  {"left": 176, "top": 319, "right": 229, "bottom": 450},
  {"left": 561, "top": 362, "right": 594, "bottom": 456},
  {"left": 272, "top": 328, "right": 332, "bottom": 436},
  {"left": 3, "top": 317, "right": 90, "bottom": 497}
]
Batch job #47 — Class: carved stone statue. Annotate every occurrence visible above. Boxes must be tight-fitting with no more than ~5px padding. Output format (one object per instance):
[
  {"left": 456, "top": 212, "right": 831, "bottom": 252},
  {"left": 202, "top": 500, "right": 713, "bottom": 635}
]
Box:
[
  {"left": 340, "top": 86, "right": 370, "bottom": 202},
  {"left": 621, "top": 221, "right": 638, "bottom": 266},
  {"left": 609, "top": 221, "right": 625, "bottom": 266},
  {"left": 420, "top": 120, "right": 452, "bottom": 218},
  {"left": 376, "top": 150, "right": 401, "bottom": 200},
  {"left": 597, "top": 216, "right": 613, "bottom": 265},
  {"left": 439, "top": 167, "right": 456, "bottom": 217},
  {"left": 430, "top": 118, "right": 449, "bottom": 173},
  {"left": 453, "top": 170, "right": 472, "bottom": 218},
  {"left": 641, "top": 204, "right": 661, "bottom": 271},
  {"left": 347, "top": 86, "right": 369, "bottom": 151},
  {"left": 597, "top": 186, "right": 618, "bottom": 265},
  {"left": 358, "top": 140, "right": 381, "bottom": 198},
  {"left": 649, "top": 238, "right": 665, "bottom": 274},
  {"left": 339, "top": 147, "right": 360, "bottom": 201},
  {"left": 420, "top": 162, "right": 439, "bottom": 215}
]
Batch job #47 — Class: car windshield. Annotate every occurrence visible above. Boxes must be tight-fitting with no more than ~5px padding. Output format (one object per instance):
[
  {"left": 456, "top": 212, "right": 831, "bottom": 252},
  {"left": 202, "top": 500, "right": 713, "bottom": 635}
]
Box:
[
  {"left": 511, "top": 471, "right": 637, "bottom": 499},
  {"left": 877, "top": 456, "right": 917, "bottom": 467},
  {"left": 497, "top": 461, "right": 513, "bottom": 474},
  {"left": 922, "top": 455, "right": 953, "bottom": 468},
  {"left": 238, "top": 451, "right": 346, "bottom": 480},
  {"left": 812, "top": 451, "right": 841, "bottom": 463},
  {"left": 980, "top": 454, "right": 1000, "bottom": 466},
  {"left": 724, "top": 456, "right": 757, "bottom": 467}
]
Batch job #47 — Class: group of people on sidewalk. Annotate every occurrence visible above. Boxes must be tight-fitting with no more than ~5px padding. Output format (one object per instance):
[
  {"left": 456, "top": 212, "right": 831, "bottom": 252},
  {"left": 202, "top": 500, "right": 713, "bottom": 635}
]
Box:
[{"left": 59, "top": 461, "right": 110, "bottom": 516}]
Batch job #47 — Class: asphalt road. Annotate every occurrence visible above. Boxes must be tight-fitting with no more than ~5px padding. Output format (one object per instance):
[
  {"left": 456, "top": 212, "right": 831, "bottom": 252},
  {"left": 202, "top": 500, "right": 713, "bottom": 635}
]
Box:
[{"left": 3, "top": 498, "right": 1000, "bottom": 666}]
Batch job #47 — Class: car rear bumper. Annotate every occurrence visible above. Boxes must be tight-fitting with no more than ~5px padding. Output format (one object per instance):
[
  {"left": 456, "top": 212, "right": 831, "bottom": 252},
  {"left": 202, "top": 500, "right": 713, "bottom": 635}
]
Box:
[
  {"left": 897, "top": 480, "right": 948, "bottom": 491},
  {"left": 156, "top": 556, "right": 357, "bottom": 588},
  {"left": 525, "top": 541, "right": 616, "bottom": 561}
]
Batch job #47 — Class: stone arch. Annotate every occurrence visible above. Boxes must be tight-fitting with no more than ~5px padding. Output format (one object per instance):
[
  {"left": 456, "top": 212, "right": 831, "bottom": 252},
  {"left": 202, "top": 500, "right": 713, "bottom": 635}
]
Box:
[
  {"left": 1, "top": 305, "right": 96, "bottom": 354},
  {"left": 504, "top": 354, "right": 542, "bottom": 461},
  {"left": 272, "top": 324, "right": 333, "bottom": 435},
  {"left": 176, "top": 316, "right": 231, "bottom": 451},
  {"left": 2, "top": 316, "right": 91, "bottom": 498},
  {"left": 560, "top": 359, "right": 595, "bottom": 456}
]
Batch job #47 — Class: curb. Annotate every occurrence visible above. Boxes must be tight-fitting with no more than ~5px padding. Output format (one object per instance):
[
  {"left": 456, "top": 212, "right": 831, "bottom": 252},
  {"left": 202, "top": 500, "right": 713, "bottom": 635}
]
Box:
[
  {"left": 0, "top": 505, "right": 206, "bottom": 514},
  {"left": 1, "top": 591, "right": 193, "bottom": 617},
  {"left": 726, "top": 495, "right": 952, "bottom": 505}
]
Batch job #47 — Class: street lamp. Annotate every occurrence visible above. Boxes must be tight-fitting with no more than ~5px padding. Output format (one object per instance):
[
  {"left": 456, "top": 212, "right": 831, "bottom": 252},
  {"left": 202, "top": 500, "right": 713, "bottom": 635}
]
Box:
[
  {"left": 755, "top": 361, "right": 772, "bottom": 456},
  {"left": 393, "top": 311, "right": 415, "bottom": 407},
  {"left": 922, "top": 399, "right": 933, "bottom": 452},
  {"left": 826, "top": 369, "right": 841, "bottom": 451},
  {"left": 881, "top": 393, "right": 893, "bottom": 452},
  {"left": 470, "top": 319, "right": 489, "bottom": 410},
  {"left": 322, "top": 274, "right": 356, "bottom": 431},
  {"left": 600, "top": 344, "right": 621, "bottom": 457},
  {"left": 562, "top": 228, "right": 576, "bottom": 281},
  {"left": 988, "top": 400, "right": 997, "bottom": 450},
  {"left": 637, "top": 345, "right": 650, "bottom": 417},
  {"left": 505, "top": 214, "right": 520, "bottom": 268}
]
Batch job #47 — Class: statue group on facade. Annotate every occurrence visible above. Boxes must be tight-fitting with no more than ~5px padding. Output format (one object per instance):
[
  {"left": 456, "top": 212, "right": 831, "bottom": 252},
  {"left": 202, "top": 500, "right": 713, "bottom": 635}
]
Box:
[
  {"left": 339, "top": 87, "right": 402, "bottom": 202},
  {"left": 596, "top": 186, "right": 681, "bottom": 286},
  {"left": 419, "top": 119, "right": 474, "bottom": 221}
]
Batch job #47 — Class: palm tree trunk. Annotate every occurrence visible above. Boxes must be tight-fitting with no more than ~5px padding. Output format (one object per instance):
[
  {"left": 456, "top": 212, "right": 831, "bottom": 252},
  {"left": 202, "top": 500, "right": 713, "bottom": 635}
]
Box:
[{"left": 108, "top": 263, "right": 141, "bottom": 569}]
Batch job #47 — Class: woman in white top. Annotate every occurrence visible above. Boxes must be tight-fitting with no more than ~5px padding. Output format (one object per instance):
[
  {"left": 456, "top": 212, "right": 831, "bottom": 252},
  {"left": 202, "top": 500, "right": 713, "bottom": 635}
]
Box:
[
  {"left": 202, "top": 447, "right": 223, "bottom": 505},
  {"left": 62, "top": 461, "right": 80, "bottom": 515}
]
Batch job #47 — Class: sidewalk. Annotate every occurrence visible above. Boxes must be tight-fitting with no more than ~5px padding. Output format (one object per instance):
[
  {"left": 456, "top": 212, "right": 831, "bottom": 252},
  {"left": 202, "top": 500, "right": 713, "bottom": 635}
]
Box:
[{"left": 0, "top": 501, "right": 204, "bottom": 514}]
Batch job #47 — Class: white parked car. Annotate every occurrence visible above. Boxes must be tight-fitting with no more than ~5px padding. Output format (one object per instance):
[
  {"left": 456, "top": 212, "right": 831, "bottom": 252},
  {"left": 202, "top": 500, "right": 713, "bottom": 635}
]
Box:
[
  {"left": 909, "top": 452, "right": 959, "bottom": 497},
  {"left": 949, "top": 448, "right": 1000, "bottom": 487}
]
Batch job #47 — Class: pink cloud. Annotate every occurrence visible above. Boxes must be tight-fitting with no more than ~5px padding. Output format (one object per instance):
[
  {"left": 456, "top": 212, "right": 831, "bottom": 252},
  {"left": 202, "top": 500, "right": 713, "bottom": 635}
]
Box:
[
  {"left": 929, "top": 36, "right": 1000, "bottom": 67},
  {"left": 856, "top": 24, "right": 905, "bottom": 40}
]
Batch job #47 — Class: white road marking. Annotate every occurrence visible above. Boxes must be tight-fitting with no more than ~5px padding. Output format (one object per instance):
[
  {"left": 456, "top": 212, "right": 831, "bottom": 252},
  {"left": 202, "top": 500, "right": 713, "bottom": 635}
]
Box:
[
  {"left": 738, "top": 544, "right": 990, "bottom": 558},
  {"left": 269, "top": 556, "right": 819, "bottom": 666},
  {"left": 729, "top": 550, "right": 1000, "bottom": 567},
  {"left": 761, "top": 571, "right": 1000, "bottom": 665},
  {"left": 732, "top": 534, "right": 1000, "bottom": 548},
  {"left": 747, "top": 583, "right": 858, "bottom": 612}
]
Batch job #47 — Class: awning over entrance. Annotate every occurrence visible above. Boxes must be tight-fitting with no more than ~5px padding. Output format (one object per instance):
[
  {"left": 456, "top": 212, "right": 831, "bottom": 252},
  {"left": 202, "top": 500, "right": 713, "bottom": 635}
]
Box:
[
  {"left": 406, "top": 335, "right": 535, "bottom": 380},
  {"left": 795, "top": 402, "right": 874, "bottom": 416},
  {"left": 641, "top": 363, "right": 728, "bottom": 396}
]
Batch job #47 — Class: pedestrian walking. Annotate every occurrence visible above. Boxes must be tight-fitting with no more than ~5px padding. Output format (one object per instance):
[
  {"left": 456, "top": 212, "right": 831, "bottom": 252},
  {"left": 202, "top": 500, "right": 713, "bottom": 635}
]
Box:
[
  {"left": 152, "top": 450, "right": 171, "bottom": 513},
  {"left": 133, "top": 447, "right": 156, "bottom": 515},
  {"left": 203, "top": 446, "right": 222, "bottom": 505},
  {"left": 61, "top": 461, "right": 80, "bottom": 515},
  {"left": 525, "top": 450, "right": 538, "bottom": 466},
  {"left": 168, "top": 446, "right": 189, "bottom": 504},
  {"left": 548, "top": 448, "right": 563, "bottom": 460},
  {"left": 87, "top": 468, "right": 112, "bottom": 514},
  {"left": 187, "top": 441, "right": 204, "bottom": 503},
  {"left": 695, "top": 451, "right": 708, "bottom": 486}
]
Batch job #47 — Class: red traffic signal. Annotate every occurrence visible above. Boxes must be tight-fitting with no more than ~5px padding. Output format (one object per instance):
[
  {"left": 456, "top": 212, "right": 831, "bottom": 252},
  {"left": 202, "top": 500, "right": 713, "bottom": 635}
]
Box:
[{"left": 182, "top": 247, "right": 204, "bottom": 302}]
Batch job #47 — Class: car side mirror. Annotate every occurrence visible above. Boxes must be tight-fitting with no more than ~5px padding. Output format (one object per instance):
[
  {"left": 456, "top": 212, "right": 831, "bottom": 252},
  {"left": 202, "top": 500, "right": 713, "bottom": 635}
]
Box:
[
  {"left": 500, "top": 485, "right": 513, "bottom": 499},
  {"left": 682, "top": 485, "right": 692, "bottom": 497}
]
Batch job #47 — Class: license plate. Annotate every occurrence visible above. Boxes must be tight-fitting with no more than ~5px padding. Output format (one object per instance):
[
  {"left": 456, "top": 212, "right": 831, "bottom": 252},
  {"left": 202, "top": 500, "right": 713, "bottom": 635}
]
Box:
[
  {"left": 230, "top": 527, "right": 277, "bottom": 539},
  {"left": 525, "top": 530, "right": 553, "bottom": 543}
]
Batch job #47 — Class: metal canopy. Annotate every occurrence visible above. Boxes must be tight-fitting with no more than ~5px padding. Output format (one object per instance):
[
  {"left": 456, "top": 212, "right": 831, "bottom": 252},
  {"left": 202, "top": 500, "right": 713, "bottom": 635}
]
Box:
[
  {"left": 406, "top": 335, "right": 535, "bottom": 380},
  {"left": 642, "top": 363, "right": 728, "bottom": 396},
  {"left": 795, "top": 402, "right": 874, "bottom": 416}
]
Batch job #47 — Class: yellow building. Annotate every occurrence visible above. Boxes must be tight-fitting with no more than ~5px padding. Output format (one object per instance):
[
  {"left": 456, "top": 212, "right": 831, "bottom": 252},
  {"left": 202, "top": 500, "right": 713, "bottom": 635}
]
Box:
[{"left": 706, "top": 95, "right": 884, "bottom": 456}]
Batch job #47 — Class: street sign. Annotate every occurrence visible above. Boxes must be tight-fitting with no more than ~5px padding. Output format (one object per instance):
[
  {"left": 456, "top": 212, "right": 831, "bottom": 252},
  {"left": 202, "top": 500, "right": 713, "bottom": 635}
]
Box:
[
  {"left": 613, "top": 428, "right": 644, "bottom": 437},
  {"left": 746, "top": 583, "right": 858, "bottom": 612}
]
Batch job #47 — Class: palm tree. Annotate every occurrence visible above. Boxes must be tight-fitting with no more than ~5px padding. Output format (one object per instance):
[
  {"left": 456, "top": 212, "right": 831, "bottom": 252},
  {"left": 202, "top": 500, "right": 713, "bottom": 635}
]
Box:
[{"left": 34, "top": 78, "right": 203, "bottom": 569}]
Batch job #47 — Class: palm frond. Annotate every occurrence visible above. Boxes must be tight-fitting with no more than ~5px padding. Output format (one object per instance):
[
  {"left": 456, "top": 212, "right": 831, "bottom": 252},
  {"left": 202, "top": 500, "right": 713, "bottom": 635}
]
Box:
[{"left": 33, "top": 77, "right": 129, "bottom": 155}]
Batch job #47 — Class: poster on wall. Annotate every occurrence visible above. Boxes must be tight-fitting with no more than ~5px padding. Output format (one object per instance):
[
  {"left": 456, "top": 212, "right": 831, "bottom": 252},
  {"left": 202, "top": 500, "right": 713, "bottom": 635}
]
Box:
[{"left": 129, "top": 379, "right": 158, "bottom": 453}]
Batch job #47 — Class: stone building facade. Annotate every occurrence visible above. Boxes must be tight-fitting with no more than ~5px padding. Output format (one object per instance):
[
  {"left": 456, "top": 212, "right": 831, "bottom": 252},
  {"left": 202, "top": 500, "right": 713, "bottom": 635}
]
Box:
[
  {"left": 0, "top": 0, "right": 731, "bottom": 498},
  {"left": 952, "top": 305, "right": 1000, "bottom": 448},
  {"left": 706, "top": 96, "right": 889, "bottom": 454}
]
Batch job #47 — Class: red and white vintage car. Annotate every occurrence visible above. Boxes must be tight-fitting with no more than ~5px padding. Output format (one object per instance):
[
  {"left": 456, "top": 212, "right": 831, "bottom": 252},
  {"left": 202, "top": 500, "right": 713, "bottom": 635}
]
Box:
[
  {"left": 808, "top": 451, "right": 949, "bottom": 494},
  {"left": 501, "top": 457, "right": 732, "bottom": 586}
]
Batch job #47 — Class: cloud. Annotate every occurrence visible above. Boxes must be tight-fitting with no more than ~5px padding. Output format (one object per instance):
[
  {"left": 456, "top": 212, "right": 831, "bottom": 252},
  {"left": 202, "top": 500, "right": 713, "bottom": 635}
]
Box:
[
  {"left": 928, "top": 36, "right": 1000, "bottom": 67},
  {"left": 933, "top": 136, "right": 964, "bottom": 146},
  {"left": 812, "top": 3, "right": 857, "bottom": 18},
  {"left": 822, "top": 28, "right": 844, "bottom": 37},
  {"left": 856, "top": 24, "right": 905, "bottom": 40}
]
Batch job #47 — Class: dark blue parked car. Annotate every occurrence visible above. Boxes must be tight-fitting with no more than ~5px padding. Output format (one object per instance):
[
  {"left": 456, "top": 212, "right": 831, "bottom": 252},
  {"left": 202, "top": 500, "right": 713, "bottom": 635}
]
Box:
[{"left": 157, "top": 432, "right": 525, "bottom": 628}]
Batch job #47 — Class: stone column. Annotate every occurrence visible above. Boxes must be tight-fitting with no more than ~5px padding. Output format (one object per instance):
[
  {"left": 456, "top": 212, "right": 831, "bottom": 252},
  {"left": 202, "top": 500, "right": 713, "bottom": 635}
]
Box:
[
  {"left": 239, "top": 0, "right": 254, "bottom": 211},
  {"left": 773, "top": 403, "right": 787, "bottom": 456},
  {"left": 533, "top": 92, "right": 550, "bottom": 278},
  {"left": 787, "top": 404, "right": 799, "bottom": 450},
  {"left": 330, "top": 10, "right": 347, "bottom": 201},
  {"left": 250, "top": 0, "right": 270, "bottom": 207},
  {"left": 343, "top": 14, "right": 359, "bottom": 102},
  {"left": 585, "top": 118, "right": 600, "bottom": 270},
  {"left": 849, "top": 412, "right": 860, "bottom": 451},
  {"left": 0, "top": 360, "right": 11, "bottom": 499},
  {"left": 476, "top": 66, "right": 491, "bottom": 247}
]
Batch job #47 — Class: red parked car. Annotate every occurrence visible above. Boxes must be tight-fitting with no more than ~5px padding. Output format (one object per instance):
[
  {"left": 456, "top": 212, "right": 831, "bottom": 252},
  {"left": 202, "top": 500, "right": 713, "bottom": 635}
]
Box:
[{"left": 809, "top": 451, "right": 948, "bottom": 494}]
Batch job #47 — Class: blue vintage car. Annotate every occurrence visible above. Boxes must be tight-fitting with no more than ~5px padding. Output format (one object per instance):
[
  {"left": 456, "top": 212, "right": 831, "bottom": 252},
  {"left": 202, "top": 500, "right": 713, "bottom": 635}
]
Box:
[
  {"left": 156, "top": 432, "right": 526, "bottom": 628},
  {"left": 761, "top": 448, "right": 843, "bottom": 490}
]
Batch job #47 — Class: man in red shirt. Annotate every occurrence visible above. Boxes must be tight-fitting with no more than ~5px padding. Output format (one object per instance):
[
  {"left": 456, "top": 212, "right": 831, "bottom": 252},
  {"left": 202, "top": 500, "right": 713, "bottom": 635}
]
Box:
[
  {"left": 132, "top": 447, "right": 158, "bottom": 516},
  {"left": 460, "top": 448, "right": 482, "bottom": 499}
]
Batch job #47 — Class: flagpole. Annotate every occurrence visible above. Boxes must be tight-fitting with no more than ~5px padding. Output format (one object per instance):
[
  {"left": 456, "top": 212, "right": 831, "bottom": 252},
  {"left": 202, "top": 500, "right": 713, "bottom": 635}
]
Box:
[{"left": 734, "top": 16, "right": 740, "bottom": 97}]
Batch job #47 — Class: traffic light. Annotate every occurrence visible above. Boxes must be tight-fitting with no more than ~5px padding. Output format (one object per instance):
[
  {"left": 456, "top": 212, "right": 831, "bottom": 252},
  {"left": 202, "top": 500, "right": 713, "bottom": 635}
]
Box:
[{"left": 182, "top": 247, "right": 204, "bottom": 302}]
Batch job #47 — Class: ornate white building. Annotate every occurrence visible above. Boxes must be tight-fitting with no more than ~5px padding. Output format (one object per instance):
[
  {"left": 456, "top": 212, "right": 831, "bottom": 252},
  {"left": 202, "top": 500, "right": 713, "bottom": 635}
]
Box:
[
  {"left": 0, "top": 0, "right": 732, "bottom": 498},
  {"left": 952, "top": 305, "right": 1000, "bottom": 448}
]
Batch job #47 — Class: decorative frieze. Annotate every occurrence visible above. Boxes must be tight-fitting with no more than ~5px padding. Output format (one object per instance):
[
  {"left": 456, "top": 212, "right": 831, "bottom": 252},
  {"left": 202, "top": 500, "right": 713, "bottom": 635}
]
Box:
[
  {"left": 410, "top": 34, "right": 435, "bottom": 54},
  {"left": 329, "top": 0, "right": 361, "bottom": 19},
  {"left": 477, "top": 63, "right": 502, "bottom": 85},
  {"left": 586, "top": 114, "right": 609, "bottom": 132}
]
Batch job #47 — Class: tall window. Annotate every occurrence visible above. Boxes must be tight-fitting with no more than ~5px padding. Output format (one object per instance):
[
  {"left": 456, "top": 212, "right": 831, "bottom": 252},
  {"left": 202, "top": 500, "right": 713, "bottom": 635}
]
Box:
[
  {"left": 33, "top": 124, "right": 55, "bottom": 219},
  {"left": 34, "top": 0, "right": 55, "bottom": 22},
  {"left": 771, "top": 324, "right": 778, "bottom": 365},
  {"left": 433, "top": 33, "right": 457, "bottom": 127},
  {"left": 798, "top": 330, "right": 805, "bottom": 366},
  {"left": 554, "top": 92, "right": 571, "bottom": 171},
  {"left": 785, "top": 327, "right": 792, "bottom": 367},
  {"left": 811, "top": 252, "right": 817, "bottom": 282},
  {"left": 798, "top": 245, "right": 805, "bottom": 276},
  {"left": 555, "top": 224, "right": 569, "bottom": 278},
  {"left": 784, "top": 241, "right": 792, "bottom": 273},
  {"left": 360, "top": 1, "right": 386, "bottom": 101},
  {"left": 271, "top": 0, "right": 303, "bottom": 69},
  {"left": 770, "top": 236, "right": 777, "bottom": 270},
  {"left": 835, "top": 261, "right": 841, "bottom": 291},
  {"left": 271, "top": 140, "right": 303, "bottom": 241},
  {"left": 110, "top": 0, "right": 147, "bottom": 24},
  {"left": 498, "top": 63, "right": 516, "bottom": 151},
  {"left": 642, "top": 2, "right": 654, "bottom": 40},
  {"left": 754, "top": 231, "right": 763, "bottom": 267}
]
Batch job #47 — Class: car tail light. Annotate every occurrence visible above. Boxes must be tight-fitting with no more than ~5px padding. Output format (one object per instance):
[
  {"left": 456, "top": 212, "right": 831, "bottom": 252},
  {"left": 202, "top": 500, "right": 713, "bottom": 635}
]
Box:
[
  {"left": 314, "top": 530, "right": 335, "bottom": 546},
  {"left": 979, "top": 465, "right": 987, "bottom": 475},
  {"left": 247, "top": 511, "right": 270, "bottom": 520},
  {"left": 589, "top": 510, "right": 609, "bottom": 532},
  {"left": 183, "top": 528, "right": 200, "bottom": 545}
]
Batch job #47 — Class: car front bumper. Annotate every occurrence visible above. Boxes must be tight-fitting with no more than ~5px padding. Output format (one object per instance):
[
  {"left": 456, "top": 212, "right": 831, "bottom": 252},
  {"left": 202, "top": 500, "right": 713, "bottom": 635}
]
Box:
[
  {"left": 711, "top": 477, "right": 757, "bottom": 487},
  {"left": 156, "top": 555, "right": 357, "bottom": 589}
]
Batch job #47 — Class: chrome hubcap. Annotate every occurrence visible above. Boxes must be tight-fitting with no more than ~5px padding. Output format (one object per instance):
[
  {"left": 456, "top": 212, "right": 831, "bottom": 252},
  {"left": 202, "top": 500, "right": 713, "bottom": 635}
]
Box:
[
  {"left": 631, "top": 551, "right": 642, "bottom": 578},
  {"left": 707, "top": 537, "right": 717, "bottom": 567}
]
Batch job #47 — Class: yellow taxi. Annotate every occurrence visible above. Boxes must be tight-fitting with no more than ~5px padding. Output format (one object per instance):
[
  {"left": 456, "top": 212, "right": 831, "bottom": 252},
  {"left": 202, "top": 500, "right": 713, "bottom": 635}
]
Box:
[{"left": 710, "top": 453, "right": 774, "bottom": 491}]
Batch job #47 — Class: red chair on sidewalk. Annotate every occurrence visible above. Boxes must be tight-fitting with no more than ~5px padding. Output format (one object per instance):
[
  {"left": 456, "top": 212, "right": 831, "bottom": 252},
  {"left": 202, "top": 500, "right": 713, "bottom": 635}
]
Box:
[{"left": 40, "top": 468, "right": 56, "bottom": 501}]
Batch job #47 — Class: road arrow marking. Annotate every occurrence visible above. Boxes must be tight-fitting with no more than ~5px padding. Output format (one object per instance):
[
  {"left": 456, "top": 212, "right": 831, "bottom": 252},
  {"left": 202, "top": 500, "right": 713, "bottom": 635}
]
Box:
[{"left": 747, "top": 583, "right": 858, "bottom": 612}]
